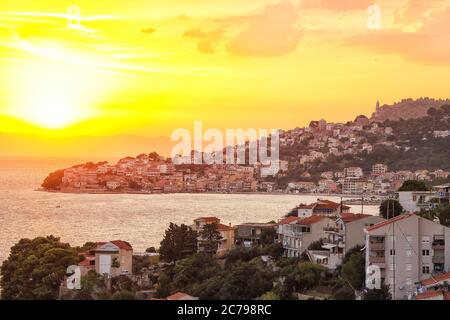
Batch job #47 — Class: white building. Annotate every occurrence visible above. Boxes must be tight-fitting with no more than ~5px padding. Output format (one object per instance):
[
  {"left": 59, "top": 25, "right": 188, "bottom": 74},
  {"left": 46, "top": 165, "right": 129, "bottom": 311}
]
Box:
[
  {"left": 278, "top": 215, "right": 334, "bottom": 258},
  {"left": 372, "top": 164, "right": 388, "bottom": 175},
  {"left": 365, "top": 213, "right": 450, "bottom": 300},
  {"left": 398, "top": 191, "right": 437, "bottom": 212}
]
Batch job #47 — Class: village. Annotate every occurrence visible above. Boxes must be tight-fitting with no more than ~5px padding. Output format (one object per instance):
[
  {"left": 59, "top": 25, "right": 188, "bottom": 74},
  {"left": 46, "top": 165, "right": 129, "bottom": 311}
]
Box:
[
  {"left": 60, "top": 182, "right": 450, "bottom": 301},
  {"left": 47, "top": 101, "right": 450, "bottom": 196}
]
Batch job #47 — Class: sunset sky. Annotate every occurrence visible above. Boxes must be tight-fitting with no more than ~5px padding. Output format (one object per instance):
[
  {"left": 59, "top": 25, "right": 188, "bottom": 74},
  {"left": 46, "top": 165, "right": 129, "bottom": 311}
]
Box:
[{"left": 1, "top": 0, "right": 450, "bottom": 140}]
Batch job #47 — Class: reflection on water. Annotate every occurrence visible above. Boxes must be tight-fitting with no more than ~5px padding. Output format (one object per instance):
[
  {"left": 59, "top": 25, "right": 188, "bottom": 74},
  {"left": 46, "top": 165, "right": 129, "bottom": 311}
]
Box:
[{"left": 0, "top": 158, "right": 378, "bottom": 263}]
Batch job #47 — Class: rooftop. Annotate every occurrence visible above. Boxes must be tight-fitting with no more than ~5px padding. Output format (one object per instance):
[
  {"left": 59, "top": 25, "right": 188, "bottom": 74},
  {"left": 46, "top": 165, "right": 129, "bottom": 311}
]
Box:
[
  {"left": 421, "top": 272, "right": 450, "bottom": 287},
  {"left": 366, "top": 213, "right": 416, "bottom": 232}
]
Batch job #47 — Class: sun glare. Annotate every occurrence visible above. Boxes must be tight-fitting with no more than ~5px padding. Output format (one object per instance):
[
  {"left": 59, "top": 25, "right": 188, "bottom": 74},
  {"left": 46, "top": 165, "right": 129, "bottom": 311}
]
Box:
[{"left": 6, "top": 54, "right": 106, "bottom": 130}]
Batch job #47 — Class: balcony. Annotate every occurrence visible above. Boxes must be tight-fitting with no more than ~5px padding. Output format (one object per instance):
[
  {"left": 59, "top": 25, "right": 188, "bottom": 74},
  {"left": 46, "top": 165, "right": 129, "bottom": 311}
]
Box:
[
  {"left": 369, "top": 256, "right": 385, "bottom": 264},
  {"left": 323, "top": 226, "right": 340, "bottom": 233},
  {"left": 369, "top": 242, "right": 385, "bottom": 251},
  {"left": 432, "top": 242, "right": 445, "bottom": 250},
  {"left": 433, "top": 256, "right": 445, "bottom": 264}
]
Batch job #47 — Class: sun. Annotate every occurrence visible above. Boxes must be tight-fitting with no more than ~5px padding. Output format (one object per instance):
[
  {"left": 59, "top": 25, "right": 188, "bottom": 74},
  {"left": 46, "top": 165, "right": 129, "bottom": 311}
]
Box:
[{"left": 6, "top": 57, "right": 102, "bottom": 130}]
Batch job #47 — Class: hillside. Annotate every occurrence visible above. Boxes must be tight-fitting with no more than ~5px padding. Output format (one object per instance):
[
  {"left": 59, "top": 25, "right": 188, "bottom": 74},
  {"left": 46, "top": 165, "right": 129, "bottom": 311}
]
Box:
[
  {"left": 275, "top": 104, "right": 450, "bottom": 185},
  {"left": 370, "top": 98, "right": 450, "bottom": 122}
]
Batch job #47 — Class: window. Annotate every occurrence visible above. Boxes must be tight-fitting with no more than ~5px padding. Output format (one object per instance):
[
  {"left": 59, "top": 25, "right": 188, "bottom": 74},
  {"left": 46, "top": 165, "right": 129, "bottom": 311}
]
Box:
[
  {"left": 406, "top": 264, "right": 412, "bottom": 271},
  {"left": 422, "top": 265, "right": 430, "bottom": 274},
  {"left": 422, "top": 249, "right": 430, "bottom": 256},
  {"left": 406, "top": 250, "right": 413, "bottom": 257},
  {"left": 390, "top": 263, "right": 396, "bottom": 271},
  {"left": 390, "top": 249, "right": 396, "bottom": 256}
]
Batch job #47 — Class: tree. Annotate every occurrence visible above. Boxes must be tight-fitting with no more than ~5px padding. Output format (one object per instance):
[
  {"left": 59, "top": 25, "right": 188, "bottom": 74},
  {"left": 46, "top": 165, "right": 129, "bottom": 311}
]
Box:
[
  {"left": 155, "top": 273, "right": 172, "bottom": 298},
  {"left": 214, "top": 259, "right": 273, "bottom": 300},
  {"left": 66, "top": 271, "right": 110, "bottom": 300},
  {"left": 145, "top": 247, "right": 156, "bottom": 253},
  {"left": 257, "top": 291, "right": 280, "bottom": 300},
  {"left": 172, "top": 253, "right": 222, "bottom": 294},
  {"left": 199, "top": 223, "right": 223, "bottom": 255},
  {"left": 307, "top": 239, "right": 324, "bottom": 250},
  {"left": 379, "top": 199, "right": 404, "bottom": 219},
  {"left": 112, "top": 290, "right": 136, "bottom": 300},
  {"left": 332, "top": 287, "right": 356, "bottom": 300},
  {"left": 260, "top": 228, "right": 277, "bottom": 247},
  {"left": 41, "top": 170, "right": 64, "bottom": 190},
  {"left": 1, "top": 236, "right": 79, "bottom": 299},
  {"left": 436, "top": 205, "right": 450, "bottom": 227},
  {"left": 340, "top": 252, "right": 365, "bottom": 290},
  {"left": 159, "top": 223, "right": 198, "bottom": 264},
  {"left": 398, "top": 180, "right": 429, "bottom": 191},
  {"left": 362, "top": 283, "right": 392, "bottom": 300}
]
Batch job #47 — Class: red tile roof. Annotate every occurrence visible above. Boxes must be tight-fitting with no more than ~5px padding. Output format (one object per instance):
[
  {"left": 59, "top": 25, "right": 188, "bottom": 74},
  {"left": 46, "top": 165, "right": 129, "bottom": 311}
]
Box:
[
  {"left": 195, "top": 217, "right": 220, "bottom": 223},
  {"left": 421, "top": 272, "right": 450, "bottom": 287},
  {"left": 217, "top": 223, "right": 233, "bottom": 231},
  {"left": 365, "top": 213, "right": 416, "bottom": 232},
  {"left": 415, "top": 290, "right": 447, "bottom": 300},
  {"left": 167, "top": 292, "right": 197, "bottom": 300},
  {"left": 110, "top": 240, "right": 133, "bottom": 251},
  {"left": 297, "top": 215, "right": 328, "bottom": 225},
  {"left": 297, "top": 204, "right": 315, "bottom": 209},
  {"left": 278, "top": 216, "right": 301, "bottom": 225},
  {"left": 339, "top": 213, "right": 371, "bottom": 223},
  {"left": 316, "top": 199, "right": 350, "bottom": 210}
]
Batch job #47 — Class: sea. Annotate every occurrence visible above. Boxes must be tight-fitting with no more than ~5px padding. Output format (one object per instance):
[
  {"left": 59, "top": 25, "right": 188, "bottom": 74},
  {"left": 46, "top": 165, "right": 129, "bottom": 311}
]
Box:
[{"left": 0, "top": 157, "right": 379, "bottom": 264}]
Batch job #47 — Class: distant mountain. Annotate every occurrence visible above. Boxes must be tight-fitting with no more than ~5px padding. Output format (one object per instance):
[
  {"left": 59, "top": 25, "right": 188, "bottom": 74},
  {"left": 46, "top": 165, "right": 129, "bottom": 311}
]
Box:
[
  {"left": 0, "top": 132, "right": 172, "bottom": 158},
  {"left": 371, "top": 98, "right": 450, "bottom": 122}
]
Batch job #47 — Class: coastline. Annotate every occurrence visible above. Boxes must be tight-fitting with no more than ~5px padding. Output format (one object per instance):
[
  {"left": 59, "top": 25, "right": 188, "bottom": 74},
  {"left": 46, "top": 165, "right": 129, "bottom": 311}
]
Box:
[{"left": 36, "top": 187, "right": 384, "bottom": 201}]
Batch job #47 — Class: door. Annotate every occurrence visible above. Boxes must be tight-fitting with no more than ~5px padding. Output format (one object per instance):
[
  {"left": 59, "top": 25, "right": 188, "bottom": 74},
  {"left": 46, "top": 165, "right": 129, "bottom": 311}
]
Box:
[{"left": 99, "top": 254, "right": 111, "bottom": 276}]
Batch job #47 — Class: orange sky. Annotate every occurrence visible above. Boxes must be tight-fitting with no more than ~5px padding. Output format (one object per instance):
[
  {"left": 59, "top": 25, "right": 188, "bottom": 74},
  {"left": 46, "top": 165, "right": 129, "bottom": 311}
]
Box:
[{"left": 1, "top": 0, "right": 450, "bottom": 139}]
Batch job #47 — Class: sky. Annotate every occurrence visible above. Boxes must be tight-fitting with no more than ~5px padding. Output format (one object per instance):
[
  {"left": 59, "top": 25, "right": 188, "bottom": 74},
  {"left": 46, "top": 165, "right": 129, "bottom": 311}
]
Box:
[{"left": 1, "top": 0, "right": 450, "bottom": 140}]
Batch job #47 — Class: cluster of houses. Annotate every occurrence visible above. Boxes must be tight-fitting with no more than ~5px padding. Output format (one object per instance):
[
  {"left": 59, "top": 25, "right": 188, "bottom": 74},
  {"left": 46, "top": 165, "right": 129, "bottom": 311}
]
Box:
[
  {"left": 288, "top": 164, "right": 450, "bottom": 195},
  {"left": 59, "top": 154, "right": 267, "bottom": 194},
  {"left": 57, "top": 152, "right": 449, "bottom": 197},
  {"left": 75, "top": 185, "right": 450, "bottom": 300}
]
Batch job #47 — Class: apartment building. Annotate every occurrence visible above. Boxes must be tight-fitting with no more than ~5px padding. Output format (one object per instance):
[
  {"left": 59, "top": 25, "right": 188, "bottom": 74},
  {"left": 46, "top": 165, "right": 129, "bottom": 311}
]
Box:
[
  {"left": 94, "top": 240, "right": 133, "bottom": 278},
  {"left": 192, "top": 217, "right": 235, "bottom": 256},
  {"left": 296, "top": 199, "right": 351, "bottom": 217},
  {"left": 398, "top": 191, "right": 437, "bottom": 212},
  {"left": 372, "top": 164, "right": 388, "bottom": 175},
  {"left": 342, "top": 177, "right": 365, "bottom": 195},
  {"left": 278, "top": 215, "right": 334, "bottom": 258},
  {"left": 365, "top": 213, "right": 450, "bottom": 300},
  {"left": 344, "top": 167, "right": 364, "bottom": 178},
  {"left": 234, "top": 223, "right": 278, "bottom": 247},
  {"left": 308, "top": 213, "right": 385, "bottom": 270}
]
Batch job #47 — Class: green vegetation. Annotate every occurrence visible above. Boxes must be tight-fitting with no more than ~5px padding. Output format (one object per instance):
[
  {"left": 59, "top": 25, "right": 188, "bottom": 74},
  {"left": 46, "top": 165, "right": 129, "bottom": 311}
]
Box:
[
  {"left": 0, "top": 236, "right": 79, "bottom": 299},
  {"left": 199, "top": 223, "right": 223, "bottom": 255},
  {"left": 398, "top": 180, "right": 430, "bottom": 191},
  {"left": 416, "top": 204, "right": 450, "bottom": 227},
  {"left": 379, "top": 199, "right": 404, "bottom": 219},
  {"left": 41, "top": 169, "right": 65, "bottom": 190},
  {"left": 362, "top": 283, "right": 392, "bottom": 300},
  {"left": 159, "top": 223, "right": 198, "bottom": 264}
]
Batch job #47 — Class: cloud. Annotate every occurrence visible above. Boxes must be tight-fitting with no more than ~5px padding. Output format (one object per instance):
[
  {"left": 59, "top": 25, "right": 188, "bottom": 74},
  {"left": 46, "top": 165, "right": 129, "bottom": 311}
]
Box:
[
  {"left": 183, "top": 28, "right": 224, "bottom": 54},
  {"left": 301, "top": 0, "right": 372, "bottom": 10},
  {"left": 227, "top": 1, "right": 303, "bottom": 57},
  {"left": 183, "top": 27, "right": 207, "bottom": 38},
  {"left": 346, "top": 4, "right": 450, "bottom": 64},
  {"left": 141, "top": 27, "right": 156, "bottom": 34}
]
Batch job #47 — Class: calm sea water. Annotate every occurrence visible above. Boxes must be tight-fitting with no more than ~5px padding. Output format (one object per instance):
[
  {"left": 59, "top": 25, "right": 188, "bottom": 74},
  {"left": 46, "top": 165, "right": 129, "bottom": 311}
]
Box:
[{"left": 0, "top": 158, "right": 378, "bottom": 263}]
